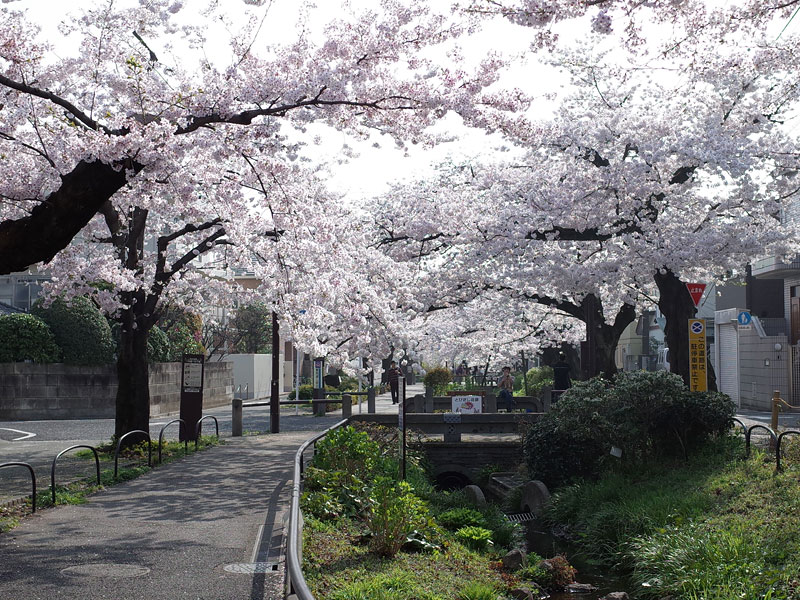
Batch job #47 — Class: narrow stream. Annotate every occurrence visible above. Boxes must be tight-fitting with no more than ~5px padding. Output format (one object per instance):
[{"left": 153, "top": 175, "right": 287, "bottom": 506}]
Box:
[{"left": 525, "top": 522, "right": 638, "bottom": 600}]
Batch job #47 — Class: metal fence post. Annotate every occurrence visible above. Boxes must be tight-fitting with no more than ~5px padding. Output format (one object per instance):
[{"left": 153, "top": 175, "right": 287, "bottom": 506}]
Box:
[
  {"left": 367, "top": 387, "right": 376, "bottom": 413},
  {"left": 232, "top": 398, "right": 243, "bottom": 437}
]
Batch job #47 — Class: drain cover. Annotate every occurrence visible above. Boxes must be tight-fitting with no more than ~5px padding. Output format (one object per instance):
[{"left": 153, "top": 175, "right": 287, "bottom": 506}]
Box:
[
  {"left": 61, "top": 563, "right": 150, "bottom": 578},
  {"left": 505, "top": 512, "right": 536, "bottom": 523},
  {"left": 224, "top": 562, "right": 278, "bottom": 574}
]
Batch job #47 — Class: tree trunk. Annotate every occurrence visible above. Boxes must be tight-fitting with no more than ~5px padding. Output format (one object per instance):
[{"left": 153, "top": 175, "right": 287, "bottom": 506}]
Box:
[
  {"left": 114, "top": 305, "right": 152, "bottom": 442},
  {"left": 655, "top": 269, "right": 717, "bottom": 391},
  {"left": 580, "top": 294, "right": 637, "bottom": 380}
]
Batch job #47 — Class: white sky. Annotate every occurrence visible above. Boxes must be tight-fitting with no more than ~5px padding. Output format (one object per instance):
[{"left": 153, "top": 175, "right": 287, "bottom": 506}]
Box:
[{"left": 5, "top": 0, "right": 800, "bottom": 204}]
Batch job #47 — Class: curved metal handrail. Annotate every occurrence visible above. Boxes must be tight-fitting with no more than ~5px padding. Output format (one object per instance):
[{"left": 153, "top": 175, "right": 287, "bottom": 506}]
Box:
[
  {"left": 287, "top": 418, "right": 350, "bottom": 600},
  {"left": 195, "top": 415, "right": 219, "bottom": 450},
  {"left": 745, "top": 424, "right": 778, "bottom": 457},
  {"left": 0, "top": 462, "right": 36, "bottom": 513},
  {"left": 158, "top": 419, "right": 187, "bottom": 464},
  {"left": 776, "top": 430, "right": 800, "bottom": 472},
  {"left": 51, "top": 445, "right": 100, "bottom": 504},
  {"left": 114, "top": 430, "right": 152, "bottom": 478},
  {"left": 730, "top": 417, "right": 748, "bottom": 437}
]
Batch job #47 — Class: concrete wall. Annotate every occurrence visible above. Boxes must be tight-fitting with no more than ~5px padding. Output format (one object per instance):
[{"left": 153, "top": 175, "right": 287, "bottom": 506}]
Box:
[
  {"left": 0, "top": 361, "right": 233, "bottom": 420},
  {"left": 0, "top": 363, "right": 116, "bottom": 420},
  {"left": 226, "top": 354, "right": 283, "bottom": 400},
  {"left": 148, "top": 362, "right": 233, "bottom": 417}
]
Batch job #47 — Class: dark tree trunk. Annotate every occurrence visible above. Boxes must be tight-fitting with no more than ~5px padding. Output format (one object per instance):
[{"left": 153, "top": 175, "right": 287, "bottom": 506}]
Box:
[
  {"left": 580, "top": 294, "right": 637, "bottom": 380},
  {"left": 115, "top": 302, "right": 152, "bottom": 441},
  {"left": 655, "top": 269, "right": 717, "bottom": 391}
]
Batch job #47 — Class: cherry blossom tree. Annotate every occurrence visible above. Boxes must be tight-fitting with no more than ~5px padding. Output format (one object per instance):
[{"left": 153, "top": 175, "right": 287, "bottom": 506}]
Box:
[
  {"left": 372, "top": 18, "right": 800, "bottom": 383},
  {"left": 0, "top": 0, "right": 524, "bottom": 436}
]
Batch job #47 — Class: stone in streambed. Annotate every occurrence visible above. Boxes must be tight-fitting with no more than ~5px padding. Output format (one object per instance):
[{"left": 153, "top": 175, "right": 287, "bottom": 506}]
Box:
[{"left": 502, "top": 548, "right": 526, "bottom": 571}]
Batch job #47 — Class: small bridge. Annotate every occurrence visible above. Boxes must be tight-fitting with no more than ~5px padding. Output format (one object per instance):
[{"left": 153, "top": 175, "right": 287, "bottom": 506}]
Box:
[{"left": 349, "top": 412, "right": 541, "bottom": 490}]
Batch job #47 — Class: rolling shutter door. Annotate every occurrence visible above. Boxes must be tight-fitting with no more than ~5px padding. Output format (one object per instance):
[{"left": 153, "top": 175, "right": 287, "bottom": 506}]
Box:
[{"left": 718, "top": 324, "right": 739, "bottom": 406}]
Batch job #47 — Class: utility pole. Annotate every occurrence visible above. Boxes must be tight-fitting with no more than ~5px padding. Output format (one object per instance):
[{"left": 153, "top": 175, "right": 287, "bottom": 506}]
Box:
[{"left": 270, "top": 311, "right": 280, "bottom": 433}]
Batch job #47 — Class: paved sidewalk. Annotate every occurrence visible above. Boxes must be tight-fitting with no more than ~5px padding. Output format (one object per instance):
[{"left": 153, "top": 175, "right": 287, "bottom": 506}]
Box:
[
  {"left": 0, "top": 432, "right": 312, "bottom": 600},
  {"left": 0, "top": 384, "right": 419, "bottom": 600}
]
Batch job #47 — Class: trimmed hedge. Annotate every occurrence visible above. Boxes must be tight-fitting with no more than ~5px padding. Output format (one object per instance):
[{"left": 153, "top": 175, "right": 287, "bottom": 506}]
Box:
[
  {"left": 524, "top": 370, "right": 735, "bottom": 487},
  {"left": 32, "top": 297, "right": 114, "bottom": 365},
  {"left": 424, "top": 366, "right": 452, "bottom": 394},
  {"left": 0, "top": 313, "right": 61, "bottom": 363}
]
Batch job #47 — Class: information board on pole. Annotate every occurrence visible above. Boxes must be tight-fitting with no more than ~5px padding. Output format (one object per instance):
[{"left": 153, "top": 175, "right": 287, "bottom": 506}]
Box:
[
  {"left": 313, "top": 358, "right": 324, "bottom": 389},
  {"left": 688, "top": 319, "right": 707, "bottom": 392},
  {"left": 180, "top": 354, "right": 205, "bottom": 441}
]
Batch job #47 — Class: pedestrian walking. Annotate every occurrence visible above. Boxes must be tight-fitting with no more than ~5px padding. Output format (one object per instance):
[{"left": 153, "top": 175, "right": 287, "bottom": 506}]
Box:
[
  {"left": 552, "top": 352, "right": 572, "bottom": 403},
  {"left": 387, "top": 360, "right": 402, "bottom": 404}
]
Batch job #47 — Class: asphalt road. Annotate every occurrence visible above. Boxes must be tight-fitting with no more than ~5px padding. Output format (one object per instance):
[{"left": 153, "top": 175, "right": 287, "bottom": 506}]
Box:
[
  {"left": 0, "top": 392, "right": 394, "bottom": 506},
  {"left": 0, "top": 403, "right": 331, "bottom": 505}
]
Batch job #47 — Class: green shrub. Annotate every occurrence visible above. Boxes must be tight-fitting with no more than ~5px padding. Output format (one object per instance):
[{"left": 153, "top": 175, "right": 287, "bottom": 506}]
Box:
[
  {"left": 147, "top": 326, "right": 171, "bottom": 362},
  {"left": 314, "top": 426, "right": 381, "bottom": 479},
  {"left": 161, "top": 312, "right": 205, "bottom": 360},
  {"left": 524, "top": 377, "right": 612, "bottom": 486},
  {"left": 302, "top": 466, "right": 368, "bottom": 519},
  {"left": 437, "top": 507, "right": 486, "bottom": 530},
  {"left": 0, "top": 313, "right": 60, "bottom": 363},
  {"left": 367, "top": 477, "right": 431, "bottom": 557},
  {"left": 454, "top": 526, "right": 494, "bottom": 551},
  {"left": 515, "top": 366, "right": 554, "bottom": 396},
  {"left": 300, "top": 487, "right": 345, "bottom": 520},
  {"left": 31, "top": 297, "right": 114, "bottom": 365},
  {"left": 424, "top": 366, "right": 452, "bottom": 394},
  {"left": 524, "top": 371, "right": 735, "bottom": 487},
  {"left": 288, "top": 384, "right": 313, "bottom": 400},
  {"left": 338, "top": 374, "right": 360, "bottom": 391}
]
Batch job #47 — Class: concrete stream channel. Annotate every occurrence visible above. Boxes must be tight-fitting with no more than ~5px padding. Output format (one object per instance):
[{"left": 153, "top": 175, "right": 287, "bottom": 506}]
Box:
[{"left": 487, "top": 474, "right": 636, "bottom": 600}]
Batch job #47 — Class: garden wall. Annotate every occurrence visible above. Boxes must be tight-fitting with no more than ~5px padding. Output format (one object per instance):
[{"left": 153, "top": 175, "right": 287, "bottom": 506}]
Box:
[{"left": 0, "top": 361, "right": 233, "bottom": 420}]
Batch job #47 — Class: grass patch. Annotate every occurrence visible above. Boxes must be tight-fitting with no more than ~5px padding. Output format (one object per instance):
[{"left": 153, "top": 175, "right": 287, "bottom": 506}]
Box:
[
  {"left": 0, "top": 435, "right": 220, "bottom": 534},
  {"left": 545, "top": 435, "right": 800, "bottom": 599},
  {"left": 303, "top": 516, "right": 513, "bottom": 600}
]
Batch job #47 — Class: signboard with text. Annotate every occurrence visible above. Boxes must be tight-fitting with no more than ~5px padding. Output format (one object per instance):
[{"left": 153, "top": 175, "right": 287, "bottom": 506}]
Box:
[
  {"left": 686, "top": 283, "right": 707, "bottom": 308},
  {"left": 180, "top": 354, "right": 205, "bottom": 441},
  {"left": 688, "top": 319, "right": 707, "bottom": 392},
  {"left": 737, "top": 311, "right": 752, "bottom": 331},
  {"left": 451, "top": 395, "right": 482, "bottom": 414}
]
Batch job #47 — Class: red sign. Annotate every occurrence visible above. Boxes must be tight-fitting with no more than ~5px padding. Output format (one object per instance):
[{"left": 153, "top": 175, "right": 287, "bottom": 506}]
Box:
[{"left": 686, "top": 283, "right": 706, "bottom": 308}]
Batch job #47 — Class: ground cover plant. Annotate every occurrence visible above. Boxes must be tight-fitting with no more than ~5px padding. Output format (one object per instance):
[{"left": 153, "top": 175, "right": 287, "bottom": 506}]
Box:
[
  {"left": 544, "top": 435, "right": 800, "bottom": 599},
  {"left": 0, "top": 436, "right": 219, "bottom": 534},
  {"left": 301, "top": 423, "right": 548, "bottom": 599}
]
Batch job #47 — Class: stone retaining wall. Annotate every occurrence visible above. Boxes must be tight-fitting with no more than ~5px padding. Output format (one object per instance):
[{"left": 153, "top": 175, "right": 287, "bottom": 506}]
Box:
[{"left": 0, "top": 362, "right": 233, "bottom": 420}]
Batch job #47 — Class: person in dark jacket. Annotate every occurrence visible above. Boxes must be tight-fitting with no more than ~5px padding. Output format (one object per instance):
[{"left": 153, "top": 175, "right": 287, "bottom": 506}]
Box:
[
  {"left": 552, "top": 352, "right": 571, "bottom": 403},
  {"left": 387, "top": 361, "right": 402, "bottom": 404}
]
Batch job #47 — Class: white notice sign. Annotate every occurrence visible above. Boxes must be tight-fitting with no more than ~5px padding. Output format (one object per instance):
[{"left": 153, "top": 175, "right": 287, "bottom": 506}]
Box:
[
  {"left": 452, "top": 395, "right": 482, "bottom": 414},
  {"left": 183, "top": 362, "right": 203, "bottom": 392}
]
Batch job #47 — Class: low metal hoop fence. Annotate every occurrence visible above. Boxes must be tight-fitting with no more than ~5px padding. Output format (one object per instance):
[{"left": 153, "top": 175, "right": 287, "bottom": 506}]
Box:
[
  {"left": 51, "top": 445, "right": 100, "bottom": 503},
  {"left": 0, "top": 462, "right": 36, "bottom": 513}
]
